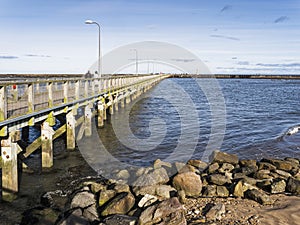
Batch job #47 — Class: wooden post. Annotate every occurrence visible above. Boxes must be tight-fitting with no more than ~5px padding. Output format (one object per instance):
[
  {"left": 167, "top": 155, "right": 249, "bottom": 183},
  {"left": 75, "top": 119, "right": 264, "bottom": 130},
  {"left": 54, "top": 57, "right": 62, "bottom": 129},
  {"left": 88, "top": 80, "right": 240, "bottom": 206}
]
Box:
[
  {"left": 47, "top": 82, "right": 53, "bottom": 108},
  {"left": 84, "top": 80, "right": 88, "bottom": 98},
  {"left": 12, "top": 84, "right": 18, "bottom": 101},
  {"left": 0, "top": 86, "right": 7, "bottom": 122},
  {"left": 66, "top": 111, "right": 76, "bottom": 150},
  {"left": 63, "top": 81, "right": 68, "bottom": 104},
  {"left": 114, "top": 93, "right": 119, "bottom": 112},
  {"left": 85, "top": 105, "right": 92, "bottom": 137},
  {"left": 41, "top": 121, "right": 55, "bottom": 168},
  {"left": 120, "top": 93, "right": 125, "bottom": 108},
  {"left": 97, "top": 99, "right": 104, "bottom": 128},
  {"left": 126, "top": 92, "right": 131, "bottom": 104},
  {"left": 91, "top": 79, "right": 95, "bottom": 96},
  {"left": 109, "top": 94, "right": 114, "bottom": 115},
  {"left": 103, "top": 98, "right": 107, "bottom": 120},
  {"left": 1, "top": 132, "right": 19, "bottom": 201},
  {"left": 74, "top": 81, "right": 80, "bottom": 116},
  {"left": 27, "top": 83, "right": 34, "bottom": 113}
]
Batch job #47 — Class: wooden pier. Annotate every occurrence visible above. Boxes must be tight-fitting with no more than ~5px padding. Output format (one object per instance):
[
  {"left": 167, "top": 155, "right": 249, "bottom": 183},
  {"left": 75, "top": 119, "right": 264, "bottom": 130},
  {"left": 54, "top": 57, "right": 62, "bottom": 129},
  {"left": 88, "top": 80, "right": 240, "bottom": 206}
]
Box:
[{"left": 0, "top": 74, "right": 169, "bottom": 201}]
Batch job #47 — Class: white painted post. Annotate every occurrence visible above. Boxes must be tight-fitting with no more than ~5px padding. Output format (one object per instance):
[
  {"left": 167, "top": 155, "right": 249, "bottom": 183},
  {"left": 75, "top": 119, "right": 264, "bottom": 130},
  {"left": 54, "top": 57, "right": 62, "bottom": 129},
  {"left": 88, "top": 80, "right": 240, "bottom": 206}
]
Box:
[
  {"left": 41, "top": 121, "right": 55, "bottom": 168},
  {"left": 97, "top": 99, "right": 104, "bottom": 128},
  {"left": 109, "top": 94, "right": 114, "bottom": 115},
  {"left": 28, "top": 84, "right": 34, "bottom": 113},
  {"left": 66, "top": 111, "right": 76, "bottom": 150},
  {"left": 0, "top": 86, "right": 7, "bottom": 121},
  {"left": 63, "top": 81, "right": 68, "bottom": 104},
  {"left": 47, "top": 82, "right": 53, "bottom": 108},
  {"left": 85, "top": 105, "right": 92, "bottom": 137},
  {"left": 1, "top": 135, "right": 18, "bottom": 201}
]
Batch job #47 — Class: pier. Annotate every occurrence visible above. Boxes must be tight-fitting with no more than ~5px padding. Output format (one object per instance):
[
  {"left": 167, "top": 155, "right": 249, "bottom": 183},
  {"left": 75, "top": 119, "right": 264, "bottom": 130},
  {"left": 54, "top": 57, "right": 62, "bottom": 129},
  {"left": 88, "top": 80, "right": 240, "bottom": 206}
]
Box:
[{"left": 0, "top": 74, "right": 170, "bottom": 201}]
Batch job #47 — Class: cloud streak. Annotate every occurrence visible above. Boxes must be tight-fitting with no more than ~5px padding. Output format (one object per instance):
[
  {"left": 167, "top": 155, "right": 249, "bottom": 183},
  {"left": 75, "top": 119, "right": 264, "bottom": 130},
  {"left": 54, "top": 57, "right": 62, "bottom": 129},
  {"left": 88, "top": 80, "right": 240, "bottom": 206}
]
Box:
[
  {"left": 256, "top": 63, "right": 300, "bottom": 67},
  {"left": 274, "top": 16, "right": 289, "bottom": 23},
  {"left": 220, "top": 5, "right": 232, "bottom": 13},
  {"left": 25, "top": 54, "right": 51, "bottom": 58},
  {"left": 171, "top": 58, "right": 196, "bottom": 63},
  {"left": 0, "top": 55, "right": 18, "bottom": 59},
  {"left": 210, "top": 34, "right": 240, "bottom": 41}
]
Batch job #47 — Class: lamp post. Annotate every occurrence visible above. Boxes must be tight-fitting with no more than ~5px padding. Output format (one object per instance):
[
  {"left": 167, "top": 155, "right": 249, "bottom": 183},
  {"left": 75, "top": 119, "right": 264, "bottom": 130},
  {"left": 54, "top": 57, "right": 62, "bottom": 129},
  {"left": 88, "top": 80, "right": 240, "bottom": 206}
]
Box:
[
  {"left": 131, "top": 49, "right": 138, "bottom": 75},
  {"left": 85, "top": 20, "right": 101, "bottom": 78}
]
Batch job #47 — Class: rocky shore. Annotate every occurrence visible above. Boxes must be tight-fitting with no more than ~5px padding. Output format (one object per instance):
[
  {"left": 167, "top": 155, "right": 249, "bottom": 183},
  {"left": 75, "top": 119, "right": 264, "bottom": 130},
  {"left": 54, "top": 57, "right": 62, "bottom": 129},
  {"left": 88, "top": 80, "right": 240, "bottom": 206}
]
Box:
[{"left": 20, "top": 150, "right": 300, "bottom": 225}]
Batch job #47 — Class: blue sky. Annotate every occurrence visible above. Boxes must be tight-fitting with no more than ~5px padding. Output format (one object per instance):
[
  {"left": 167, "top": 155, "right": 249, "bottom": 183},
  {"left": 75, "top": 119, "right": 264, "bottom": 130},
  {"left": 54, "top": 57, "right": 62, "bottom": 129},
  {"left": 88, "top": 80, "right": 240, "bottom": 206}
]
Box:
[{"left": 0, "top": 0, "right": 299, "bottom": 74}]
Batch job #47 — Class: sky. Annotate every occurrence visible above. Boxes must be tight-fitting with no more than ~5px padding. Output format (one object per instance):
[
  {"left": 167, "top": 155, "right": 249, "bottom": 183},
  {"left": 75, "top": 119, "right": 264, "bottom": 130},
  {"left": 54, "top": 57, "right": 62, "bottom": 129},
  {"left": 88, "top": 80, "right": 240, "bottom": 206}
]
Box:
[{"left": 0, "top": 0, "right": 299, "bottom": 74}]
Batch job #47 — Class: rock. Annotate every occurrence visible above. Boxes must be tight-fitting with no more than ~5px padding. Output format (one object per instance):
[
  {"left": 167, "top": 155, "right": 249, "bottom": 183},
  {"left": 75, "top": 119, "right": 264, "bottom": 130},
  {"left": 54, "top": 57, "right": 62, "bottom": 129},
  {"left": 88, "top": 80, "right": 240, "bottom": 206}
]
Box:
[
  {"left": 205, "top": 203, "right": 226, "bottom": 221},
  {"left": 116, "top": 169, "right": 130, "bottom": 180},
  {"left": 133, "top": 185, "right": 157, "bottom": 197},
  {"left": 58, "top": 208, "right": 89, "bottom": 225},
  {"left": 207, "top": 162, "right": 219, "bottom": 174},
  {"left": 258, "top": 162, "right": 276, "bottom": 171},
  {"left": 174, "top": 162, "right": 186, "bottom": 173},
  {"left": 177, "top": 164, "right": 197, "bottom": 174},
  {"left": 274, "top": 169, "right": 292, "bottom": 179},
  {"left": 241, "top": 166, "right": 258, "bottom": 175},
  {"left": 41, "top": 190, "right": 68, "bottom": 210},
  {"left": 257, "top": 179, "right": 272, "bottom": 191},
  {"left": 216, "top": 186, "right": 229, "bottom": 197},
  {"left": 138, "top": 197, "right": 186, "bottom": 225},
  {"left": 284, "top": 157, "right": 300, "bottom": 167},
  {"left": 208, "top": 174, "right": 231, "bottom": 185},
  {"left": 254, "top": 170, "right": 272, "bottom": 179},
  {"left": 240, "top": 159, "right": 257, "bottom": 168},
  {"left": 156, "top": 185, "right": 176, "bottom": 200},
  {"left": 262, "top": 159, "right": 293, "bottom": 172},
  {"left": 286, "top": 177, "right": 300, "bottom": 195},
  {"left": 114, "top": 184, "right": 130, "bottom": 193},
  {"left": 218, "top": 163, "right": 235, "bottom": 173},
  {"left": 172, "top": 172, "right": 202, "bottom": 197},
  {"left": 135, "top": 167, "right": 153, "bottom": 177},
  {"left": 138, "top": 194, "right": 158, "bottom": 208},
  {"left": 90, "top": 182, "right": 107, "bottom": 194},
  {"left": 233, "top": 180, "right": 244, "bottom": 197},
  {"left": 22, "top": 207, "right": 60, "bottom": 225},
  {"left": 178, "top": 190, "right": 186, "bottom": 204},
  {"left": 71, "top": 191, "right": 96, "bottom": 209},
  {"left": 104, "top": 215, "right": 137, "bottom": 225},
  {"left": 203, "top": 185, "right": 217, "bottom": 197},
  {"left": 188, "top": 159, "right": 208, "bottom": 171},
  {"left": 242, "top": 177, "right": 257, "bottom": 185},
  {"left": 101, "top": 192, "right": 135, "bottom": 216},
  {"left": 133, "top": 167, "right": 169, "bottom": 187},
  {"left": 153, "top": 159, "right": 172, "bottom": 169},
  {"left": 209, "top": 150, "right": 239, "bottom": 165},
  {"left": 270, "top": 180, "right": 286, "bottom": 194},
  {"left": 99, "top": 190, "right": 117, "bottom": 206},
  {"left": 233, "top": 173, "right": 246, "bottom": 180},
  {"left": 245, "top": 189, "right": 274, "bottom": 205},
  {"left": 82, "top": 204, "right": 98, "bottom": 222}
]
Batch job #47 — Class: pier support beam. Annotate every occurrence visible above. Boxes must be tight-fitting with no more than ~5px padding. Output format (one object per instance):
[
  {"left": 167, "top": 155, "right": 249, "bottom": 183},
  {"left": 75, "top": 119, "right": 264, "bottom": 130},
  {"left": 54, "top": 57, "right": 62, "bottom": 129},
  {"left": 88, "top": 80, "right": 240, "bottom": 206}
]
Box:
[
  {"left": 1, "top": 132, "right": 19, "bottom": 201},
  {"left": 109, "top": 94, "right": 114, "bottom": 115},
  {"left": 41, "top": 122, "right": 55, "bottom": 168},
  {"left": 66, "top": 111, "right": 76, "bottom": 150},
  {"left": 85, "top": 105, "right": 92, "bottom": 137},
  {"left": 114, "top": 94, "right": 119, "bottom": 112},
  {"left": 97, "top": 99, "right": 104, "bottom": 128}
]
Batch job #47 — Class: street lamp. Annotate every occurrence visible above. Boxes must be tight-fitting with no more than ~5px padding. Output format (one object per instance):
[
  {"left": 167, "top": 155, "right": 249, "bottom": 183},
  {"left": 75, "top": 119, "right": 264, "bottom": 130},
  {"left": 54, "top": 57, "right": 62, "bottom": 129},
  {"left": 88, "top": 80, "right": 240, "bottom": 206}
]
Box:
[
  {"left": 130, "top": 49, "right": 138, "bottom": 75},
  {"left": 85, "top": 19, "right": 101, "bottom": 78}
]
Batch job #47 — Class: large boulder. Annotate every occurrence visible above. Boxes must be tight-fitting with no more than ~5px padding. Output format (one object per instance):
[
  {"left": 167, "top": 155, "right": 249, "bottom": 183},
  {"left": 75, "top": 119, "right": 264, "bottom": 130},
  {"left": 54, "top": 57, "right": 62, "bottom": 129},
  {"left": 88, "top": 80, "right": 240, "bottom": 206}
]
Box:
[
  {"left": 172, "top": 172, "right": 202, "bottom": 197},
  {"left": 101, "top": 192, "right": 135, "bottom": 217},
  {"left": 209, "top": 150, "right": 239, "bottom": 165},
  {"left": 138, "top": 197, "right": 186, "bottom": 225},
  {"left": 71, "top": 191, "right": 96, "bottom": 209}
]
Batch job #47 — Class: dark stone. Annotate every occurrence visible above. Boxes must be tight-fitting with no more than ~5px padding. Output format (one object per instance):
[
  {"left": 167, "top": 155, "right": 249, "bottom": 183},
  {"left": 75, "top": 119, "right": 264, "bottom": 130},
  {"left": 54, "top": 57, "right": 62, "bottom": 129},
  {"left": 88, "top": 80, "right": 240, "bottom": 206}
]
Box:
[
  {"left": 245, "top": 189, "right": 274, "bottom": 205},
  {"left": 208, "top": 174, "right": 231, "bottom": 185},
  {"left": 104, "top": 214, "right": 138, "bottom": 225},
  {"left": 207, "top": 162, "right": 219, "bottom": 174},
  {"left": 286, "top": 177, "right": 300, "bottom": 195},
  {"left": 258, "top": 162, "right": 276, "bottom": 171},
  {"left": 203, "top": 185, "right": 217, "bottom": 197},
  {"left": 240, "top": 159, "right": 257, "bottom": 168},
  {"left": 133, "top": 167, "right": 169, "bottom": 187},
  {"left": 209, "top": 150, "right": 239, "bottom": 165},
  {"left": 187, "top": 159, "right": 208, "bottom": 171}
]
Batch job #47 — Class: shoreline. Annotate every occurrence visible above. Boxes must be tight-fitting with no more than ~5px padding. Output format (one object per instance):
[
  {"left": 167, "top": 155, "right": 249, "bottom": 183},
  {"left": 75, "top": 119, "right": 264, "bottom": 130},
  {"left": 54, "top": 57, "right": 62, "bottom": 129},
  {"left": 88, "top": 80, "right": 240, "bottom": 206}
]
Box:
[{"left": 5, "top": 149, "right": 299, "bottom": 225}]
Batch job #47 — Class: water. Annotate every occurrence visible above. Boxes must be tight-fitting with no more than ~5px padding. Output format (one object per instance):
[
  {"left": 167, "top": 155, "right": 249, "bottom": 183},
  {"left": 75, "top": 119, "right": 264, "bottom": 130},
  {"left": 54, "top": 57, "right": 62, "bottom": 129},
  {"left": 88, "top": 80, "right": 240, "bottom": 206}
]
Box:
[{"left": 96, "top": 78, "right": 300, "bottom": 166}]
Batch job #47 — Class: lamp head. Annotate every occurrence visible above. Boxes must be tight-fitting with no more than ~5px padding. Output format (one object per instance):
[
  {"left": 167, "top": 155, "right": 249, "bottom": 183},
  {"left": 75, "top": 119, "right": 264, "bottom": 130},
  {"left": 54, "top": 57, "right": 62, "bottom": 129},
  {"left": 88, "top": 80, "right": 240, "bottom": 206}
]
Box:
[{"left": 85, "top": 20, "right": 94, "bottom": 24}]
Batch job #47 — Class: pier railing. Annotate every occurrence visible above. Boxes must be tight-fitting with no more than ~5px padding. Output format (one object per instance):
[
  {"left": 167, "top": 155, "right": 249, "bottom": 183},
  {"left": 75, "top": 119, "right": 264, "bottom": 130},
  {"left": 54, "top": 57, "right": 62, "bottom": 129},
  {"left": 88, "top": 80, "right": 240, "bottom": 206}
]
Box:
[{"left": 0, "top": 74, "right": 169, "bottom": 201}]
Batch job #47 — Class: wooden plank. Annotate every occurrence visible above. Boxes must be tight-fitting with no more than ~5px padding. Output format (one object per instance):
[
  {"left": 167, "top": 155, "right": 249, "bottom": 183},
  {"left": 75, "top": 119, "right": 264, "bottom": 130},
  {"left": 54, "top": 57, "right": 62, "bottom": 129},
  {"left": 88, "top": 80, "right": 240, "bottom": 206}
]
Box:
[
  {"left": 0, "top": 86, "right": 7, "bottom": 121},
  {"left": 24, "top": 137, "right": 41, "bottom": 158},
  {"left": 53, "top": 124, "right": 66, "bottom": 140}
]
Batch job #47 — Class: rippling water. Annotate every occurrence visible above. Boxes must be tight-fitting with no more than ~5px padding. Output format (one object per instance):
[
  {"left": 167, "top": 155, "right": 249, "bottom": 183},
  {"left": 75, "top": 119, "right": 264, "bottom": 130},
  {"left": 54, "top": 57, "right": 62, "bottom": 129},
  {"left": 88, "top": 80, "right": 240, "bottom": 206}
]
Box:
[{"left": 96, "top": 78, "right": 300, "bottom": 166}]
